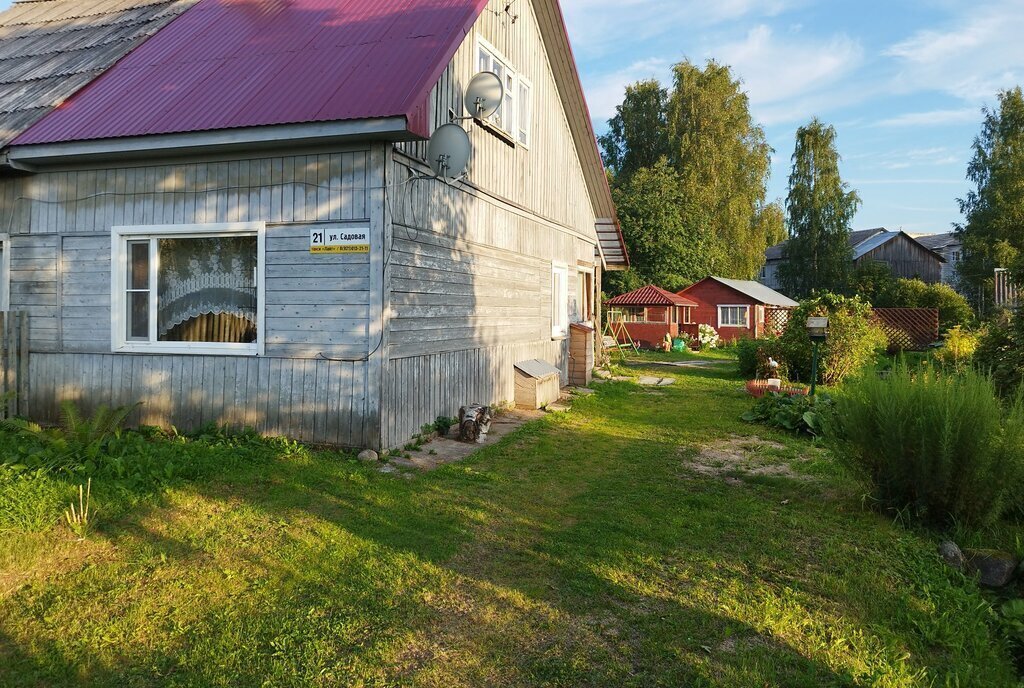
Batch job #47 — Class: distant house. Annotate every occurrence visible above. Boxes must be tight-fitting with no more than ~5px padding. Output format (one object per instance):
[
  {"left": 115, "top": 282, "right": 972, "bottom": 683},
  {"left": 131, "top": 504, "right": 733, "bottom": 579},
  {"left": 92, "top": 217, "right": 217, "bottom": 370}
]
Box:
[
  {"left": 761, "top": 228, "right": 945, "bottom": 289},
  {"left": 912, "top": 232, "right": 962, "bottom": 287},
  {"left": 0, "top": 0, "right": 628, "bottom": 449},
  {"left": 606, "top": 286, "right": 697, "bottom": 349},
  {"left": 677, "top": 277, "right": 798, "bottom": 343}
]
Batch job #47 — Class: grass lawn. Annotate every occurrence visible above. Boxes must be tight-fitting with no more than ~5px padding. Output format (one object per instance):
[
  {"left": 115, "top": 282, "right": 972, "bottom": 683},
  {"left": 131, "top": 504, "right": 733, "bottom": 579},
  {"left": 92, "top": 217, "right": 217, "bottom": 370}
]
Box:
[{"left": 1, "top": 362, "right": 1020, "bottom": 687}]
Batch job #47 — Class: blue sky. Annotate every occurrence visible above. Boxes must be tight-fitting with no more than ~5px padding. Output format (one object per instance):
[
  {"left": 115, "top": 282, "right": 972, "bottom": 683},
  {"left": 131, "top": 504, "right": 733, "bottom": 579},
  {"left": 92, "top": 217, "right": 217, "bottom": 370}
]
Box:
[
  {"left": 563, "top": 0, "right": 1024, "bottom": 236},
  {"left": 3, "top": 1, "right": 1018, "bottom": 236}
]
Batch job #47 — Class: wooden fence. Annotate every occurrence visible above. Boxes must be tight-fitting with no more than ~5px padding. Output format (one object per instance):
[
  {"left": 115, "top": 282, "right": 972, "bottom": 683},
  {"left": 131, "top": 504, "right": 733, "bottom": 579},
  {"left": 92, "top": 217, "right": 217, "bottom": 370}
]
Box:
[
  {"left": 0, "top": 311, "right": 29, "bottom": 419},
  {"left": 872, "top": 307, "right": 939, "bottom": 351},
  {"left": 763, "top": 307, "right": 793, "bottom": 337}
]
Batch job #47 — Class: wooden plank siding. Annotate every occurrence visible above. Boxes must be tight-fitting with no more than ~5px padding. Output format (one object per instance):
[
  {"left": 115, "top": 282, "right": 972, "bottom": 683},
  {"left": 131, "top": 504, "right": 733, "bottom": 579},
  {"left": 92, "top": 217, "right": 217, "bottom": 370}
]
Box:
[
  {"left": 2, "top": 147, "right": 379, "bottom": 446},
  {"left": 856, "top": 236, "right": 943, "bottom": 284},
  {"left": 381, "top": 0, "right": 600, "bottom": 447}
]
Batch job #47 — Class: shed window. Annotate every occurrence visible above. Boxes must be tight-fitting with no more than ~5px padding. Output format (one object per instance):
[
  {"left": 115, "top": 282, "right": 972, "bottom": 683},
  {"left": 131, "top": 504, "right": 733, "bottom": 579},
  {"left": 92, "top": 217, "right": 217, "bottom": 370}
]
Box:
[
  {"left": 518, "top": 77, "right": 532, "bottom": 146},
  {"left": 112, "top": 223, "right": 265, "bottom": 355},
  {"left": 718, "top": 305, "right": 750, "bottom": 328},
  {"left": 551, "top": 263, "right": 569, "bottom": 338}
]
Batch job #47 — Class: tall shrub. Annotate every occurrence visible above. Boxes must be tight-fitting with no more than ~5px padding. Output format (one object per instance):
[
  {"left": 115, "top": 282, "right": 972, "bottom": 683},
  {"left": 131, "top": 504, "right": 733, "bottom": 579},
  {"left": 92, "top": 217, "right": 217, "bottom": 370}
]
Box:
[
  {"left": 975, "top": 308, "right": 1024, "bottom": 397},
  {"left": 778, "top": 293, "right": 886, "bottom": 385},
  {"left": 831, "top": 367, "right": 1024, "bottom": 526}
]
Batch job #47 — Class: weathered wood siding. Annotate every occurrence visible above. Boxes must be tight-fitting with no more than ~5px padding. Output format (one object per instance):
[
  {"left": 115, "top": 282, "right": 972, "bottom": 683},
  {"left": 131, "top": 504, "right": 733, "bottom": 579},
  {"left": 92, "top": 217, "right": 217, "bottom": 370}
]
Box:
[
  {"left": 0, "top": 147, "right": 381, "bottom": 446},
  {"left": 857, "top": 235, "right": 943, "bottom": 284},
  {"left": 382, "top": 0, "right": 600, "bottom": 447}
]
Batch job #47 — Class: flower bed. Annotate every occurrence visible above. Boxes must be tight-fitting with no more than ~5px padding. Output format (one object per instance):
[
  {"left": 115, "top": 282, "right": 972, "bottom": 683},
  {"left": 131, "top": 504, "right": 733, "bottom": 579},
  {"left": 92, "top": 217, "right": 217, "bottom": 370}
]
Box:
[{"left": 745, "top": 380, "right": 810, "bottom": 398}]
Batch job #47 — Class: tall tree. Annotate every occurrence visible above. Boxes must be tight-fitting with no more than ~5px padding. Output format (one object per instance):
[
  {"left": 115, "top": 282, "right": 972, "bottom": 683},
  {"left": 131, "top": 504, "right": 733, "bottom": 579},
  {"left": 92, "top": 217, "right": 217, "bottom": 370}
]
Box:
[
  {"left": 779, "top": 119, "right": 860, "bottom": 297},
  {"left": 598, "top": 80, "right": 669, "bottom": 184},
  {"left": 606, "top": 159, "right": 715, "bottom": 293},
  {"left": 667, "top": 60, "right": 773, "bottom": 278},
  {"left": 754, "top": 201, "right": 787, "bottom": 248},
  {"left": 956, "top": 87, "right": 1024, "bottom": 311}
]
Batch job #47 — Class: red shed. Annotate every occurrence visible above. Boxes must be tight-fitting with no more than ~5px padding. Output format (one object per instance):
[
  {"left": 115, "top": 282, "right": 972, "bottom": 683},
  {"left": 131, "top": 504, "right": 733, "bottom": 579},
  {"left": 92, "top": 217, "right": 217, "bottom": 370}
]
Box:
[
  {"left": 606, "top": 285, "right": 697, "bottom": 349},
  {"left": 677, "top": 277, "right": 798, "bottom": 343}
]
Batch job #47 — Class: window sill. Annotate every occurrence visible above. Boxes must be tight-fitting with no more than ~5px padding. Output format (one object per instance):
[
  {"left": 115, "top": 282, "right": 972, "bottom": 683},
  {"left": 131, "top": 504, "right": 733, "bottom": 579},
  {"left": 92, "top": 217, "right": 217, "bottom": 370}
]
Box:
[
  {"left": 474, "top": 117, "right": 516, "bottom": 147},
  {"left": 113, "top": 344, "right": 261, "bottom": 357}
]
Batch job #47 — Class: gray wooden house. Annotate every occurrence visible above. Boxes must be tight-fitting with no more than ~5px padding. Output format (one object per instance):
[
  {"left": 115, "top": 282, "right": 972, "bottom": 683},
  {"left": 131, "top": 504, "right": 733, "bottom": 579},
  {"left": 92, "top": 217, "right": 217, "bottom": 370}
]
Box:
[
  {"left": 0, "top": 0, "right": 627, "bottom": 448},
  {"left": 761, "top": 228, "right": 945, "bottom": 290}
]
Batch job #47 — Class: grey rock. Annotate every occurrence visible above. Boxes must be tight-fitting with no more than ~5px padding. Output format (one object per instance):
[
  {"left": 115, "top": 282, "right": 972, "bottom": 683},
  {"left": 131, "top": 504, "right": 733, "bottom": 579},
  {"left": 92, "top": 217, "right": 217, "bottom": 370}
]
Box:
[
  {"left": 357, "top": 449, "right": 379, "bottom": 463},
  {"left": 938, "top": 541, "right": 966, "bottom": 570},
  {"left": 963, "top": 548, "right": 1020, "bottom": 588}
]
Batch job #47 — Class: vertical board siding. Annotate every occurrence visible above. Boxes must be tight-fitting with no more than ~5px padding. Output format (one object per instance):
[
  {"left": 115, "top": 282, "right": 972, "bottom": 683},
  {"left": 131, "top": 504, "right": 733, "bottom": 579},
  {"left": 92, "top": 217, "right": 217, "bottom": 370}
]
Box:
[
  {"left": 29, "top": 352, "right": 370, "bottom": 446},
  {"left": 3, "top": 147, "right": 377, "bottom": 447},
  {"left": 381, "top": 339, "right": 566, "bottom": 449},
  {"left": 383, "top": 0, "right": 602, "bottom": 447},
  {"left": 396, "top": 0, "right": 597, "bottom": 239}
]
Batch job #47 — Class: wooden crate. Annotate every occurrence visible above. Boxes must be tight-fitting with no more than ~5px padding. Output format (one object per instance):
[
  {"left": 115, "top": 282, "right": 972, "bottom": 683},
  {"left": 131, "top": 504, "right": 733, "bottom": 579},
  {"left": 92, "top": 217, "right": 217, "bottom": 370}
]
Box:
[{"left": 514, "top": 359, "right": 562, "bottom": 409}]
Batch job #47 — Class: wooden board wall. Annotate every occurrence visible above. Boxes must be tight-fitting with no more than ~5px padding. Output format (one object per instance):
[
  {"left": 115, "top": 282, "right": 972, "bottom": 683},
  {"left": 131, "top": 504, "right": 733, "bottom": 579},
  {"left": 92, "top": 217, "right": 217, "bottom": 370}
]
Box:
[
  {"left": 1, "top": 146, "right": 382, "bottom": 447},
  {"left": 382, "top": 0, "right": 600, "bottom": 447}
]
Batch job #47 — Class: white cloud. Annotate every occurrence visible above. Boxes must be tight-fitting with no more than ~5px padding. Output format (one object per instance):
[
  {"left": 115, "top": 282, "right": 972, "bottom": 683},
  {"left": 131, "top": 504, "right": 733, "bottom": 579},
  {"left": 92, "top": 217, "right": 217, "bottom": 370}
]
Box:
[
  {"left": 582, "top": 58, "right": 672, "bottom": 124},
  {"left": 884, "top": 2, "right": 1024, "bottom": 102},
  {"left": 710, "top": 25, "right": 864, "bottom": 125},
  {"left": 876, "top": 107, "right": 982, "bottom": 127},
  {"left": 560, "top": 0, "right": 799, "bottom": 57}
]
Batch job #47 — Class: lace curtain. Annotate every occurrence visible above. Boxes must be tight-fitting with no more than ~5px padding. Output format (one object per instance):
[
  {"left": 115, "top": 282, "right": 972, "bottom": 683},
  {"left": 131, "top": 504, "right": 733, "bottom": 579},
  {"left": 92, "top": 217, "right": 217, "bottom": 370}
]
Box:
[{"left": 157, "top": 237, "right": 257, "bottom": 343}]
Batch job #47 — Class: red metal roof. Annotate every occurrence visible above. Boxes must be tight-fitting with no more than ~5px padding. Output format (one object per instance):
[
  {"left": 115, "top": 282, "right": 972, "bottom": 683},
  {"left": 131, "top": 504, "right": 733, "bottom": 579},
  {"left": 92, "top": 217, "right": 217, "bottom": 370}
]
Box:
[
  {"left": 606, "top": 285, "right": 697, "bottom": 308},
  {"left": 13, "top": 0, "right": 489, "bottom": 145}
]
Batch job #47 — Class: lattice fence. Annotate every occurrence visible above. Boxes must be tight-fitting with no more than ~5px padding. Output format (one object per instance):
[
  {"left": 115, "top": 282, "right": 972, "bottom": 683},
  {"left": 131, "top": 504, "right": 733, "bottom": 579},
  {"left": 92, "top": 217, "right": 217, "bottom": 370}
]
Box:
[
  {"left": 872, "top": 308, "right": 939, "bottom": 351},
  {"left": 764, "top": 307, "right": 792, "bottom": 337}
]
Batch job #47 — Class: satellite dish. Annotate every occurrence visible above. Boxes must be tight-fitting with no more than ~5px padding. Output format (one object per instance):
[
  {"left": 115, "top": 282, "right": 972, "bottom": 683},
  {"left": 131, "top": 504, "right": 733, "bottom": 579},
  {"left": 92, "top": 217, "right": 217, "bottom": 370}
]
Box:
[
  {"left": 428, "top": 123, "right": 471, "bottom": 179},
  {"left": 464, "top": 71, "right": 504, "bottom": 119}
]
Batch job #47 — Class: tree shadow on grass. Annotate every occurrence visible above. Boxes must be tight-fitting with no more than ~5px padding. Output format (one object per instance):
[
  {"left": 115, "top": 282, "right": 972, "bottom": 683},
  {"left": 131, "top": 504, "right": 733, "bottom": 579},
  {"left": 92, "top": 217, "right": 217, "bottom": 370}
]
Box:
[{"left": 0, "top": 380, "right": 1015, "bottom": 686}]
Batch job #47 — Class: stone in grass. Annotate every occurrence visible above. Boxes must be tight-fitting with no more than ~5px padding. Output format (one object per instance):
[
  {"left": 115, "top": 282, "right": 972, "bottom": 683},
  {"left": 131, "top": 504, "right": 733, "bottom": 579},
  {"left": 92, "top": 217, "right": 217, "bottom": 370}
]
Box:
[
  {"left": 938, "top": 541, "right": 966, "bottom": 571},
  {"left": 963, "top": 548, "right": 1019, "bottom": 588},
  {"left": 357, "top": 449, "right": 379, "bottom": 463}
]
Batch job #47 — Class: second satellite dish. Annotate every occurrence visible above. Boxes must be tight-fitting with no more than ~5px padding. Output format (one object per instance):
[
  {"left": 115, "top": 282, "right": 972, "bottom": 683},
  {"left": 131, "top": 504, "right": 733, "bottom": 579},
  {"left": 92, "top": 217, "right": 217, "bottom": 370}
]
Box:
[
  {"left": 464, "top": 71, "right": 504, "bottom": 119},
  {"left": 428, "top": 123, "right": 471, "bottom": 179}
]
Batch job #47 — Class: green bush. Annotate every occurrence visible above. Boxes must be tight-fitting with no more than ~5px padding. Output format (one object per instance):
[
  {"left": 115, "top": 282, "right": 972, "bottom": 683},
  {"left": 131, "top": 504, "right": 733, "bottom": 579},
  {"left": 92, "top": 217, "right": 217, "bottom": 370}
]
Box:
[
  {"left": 742, "top": 391, "right": 831, "bottom": 437},
  {"left": 933, "top": 326, "right": 980, "bottom": 372},
  {"left": 735, "top": 337, "right": 759, "bottom": 378},
  {"left": 975, "top": 308, "right": 1024, "bottom": 397},
  {"left": 852, "top": 262, "right": 974, "bottom": 331},
  {"left": 778, "top": 293, "right": 887, "bottom": 385},
  {"left": 830, "top": 366, "right": 1024, "bottom": 527}
]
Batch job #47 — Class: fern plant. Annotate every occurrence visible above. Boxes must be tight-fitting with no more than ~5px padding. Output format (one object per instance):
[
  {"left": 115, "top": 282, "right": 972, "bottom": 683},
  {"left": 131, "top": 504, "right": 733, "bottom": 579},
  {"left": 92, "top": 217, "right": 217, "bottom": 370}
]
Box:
[{"left": 1, "top": 401, "right": 140, "bottom": 475}]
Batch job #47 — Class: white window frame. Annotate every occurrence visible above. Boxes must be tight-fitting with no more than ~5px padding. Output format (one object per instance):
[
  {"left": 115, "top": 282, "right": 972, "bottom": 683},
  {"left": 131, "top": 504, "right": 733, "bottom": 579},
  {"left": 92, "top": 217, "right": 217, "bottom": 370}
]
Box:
[
  {"left": 574, "top": 266, "right": 594, "bottom": 326},
  {"left": 111, "top": 222, "right": 266, "bottom": 356},
  {"left": 0, "top": 233, "right": 10, "bottom": 311},
  {"left": 551, "top": 262, "right": 569, "bottom": 339},
  {"left": 717, "top": 305, "right": 750, "bottom": 328},
  {"left": 475, "top": 35, "right": 530, "bottom": 146},
  {"left": 517, "top": 75, "right": 533, "bottom": 147}
]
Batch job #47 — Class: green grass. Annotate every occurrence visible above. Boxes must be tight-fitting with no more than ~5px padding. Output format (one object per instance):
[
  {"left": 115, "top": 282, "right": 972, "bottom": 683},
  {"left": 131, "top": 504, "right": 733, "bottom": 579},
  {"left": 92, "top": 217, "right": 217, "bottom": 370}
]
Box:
[{"left": 0, "top": 363, "right": 1020, "bottom": 687}]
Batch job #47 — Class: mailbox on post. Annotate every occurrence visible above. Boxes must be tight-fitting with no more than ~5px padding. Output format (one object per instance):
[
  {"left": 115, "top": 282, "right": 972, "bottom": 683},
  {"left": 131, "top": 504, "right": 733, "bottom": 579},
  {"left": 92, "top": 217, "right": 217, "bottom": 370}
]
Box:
[{"left": 806, "top": 316, "right": 829, "bottom": 394}]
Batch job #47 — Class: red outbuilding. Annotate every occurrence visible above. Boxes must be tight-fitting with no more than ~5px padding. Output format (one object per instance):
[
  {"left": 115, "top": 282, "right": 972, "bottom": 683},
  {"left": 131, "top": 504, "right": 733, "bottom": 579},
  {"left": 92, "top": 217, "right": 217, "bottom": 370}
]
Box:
[
  {"left": 677, "top": 277, "right": 798, "bottom": 343},
  {"left": 606, "top": 285, "right": 698, "bottom": 349}
]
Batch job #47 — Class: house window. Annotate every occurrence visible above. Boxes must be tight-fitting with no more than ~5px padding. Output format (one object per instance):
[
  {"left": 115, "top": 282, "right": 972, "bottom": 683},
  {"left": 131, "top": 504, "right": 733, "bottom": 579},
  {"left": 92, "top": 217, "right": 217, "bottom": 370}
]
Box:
[
  {"left": 476, "top": 36, "right": 530, "bottom": 144},
  {"left": 112, "top": 222, "right": 265, "bottom": 355},
  {"left": 681, "top": 306, "right": 694, "bottom": 325},
  {"left": 0, "top": 233, "right": 9, "bottom": 311},
  {"left": 518, "top": 77, "right": 532, "bottom": 146},
  {"left": 718, "top": 305, "right": 750, "bottom": 328},
  {"left": 575, "top": 268, "right": 593, "bottom": 322},
  {"left": 551, "top": 263, "right": 569, "bottom": 338}
]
